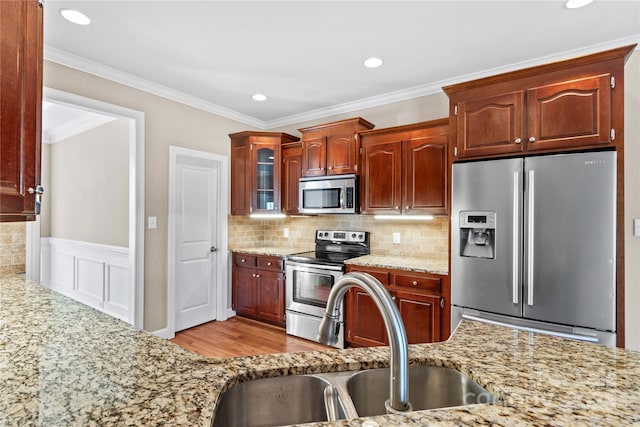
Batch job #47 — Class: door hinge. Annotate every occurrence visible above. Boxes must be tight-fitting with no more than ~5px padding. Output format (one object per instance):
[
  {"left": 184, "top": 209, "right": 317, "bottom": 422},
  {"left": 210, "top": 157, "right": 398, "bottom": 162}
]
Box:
[
  {"left": 354, "top": 164, "right": 358, "bottom": 173},
  {"left": 359, "top": 147, "right": 363, "bottom": 155},
  {"left": 454, "top": 105, "right": 458, "bottom": 116},
  {"left": 610, "top": 76, "right": 616, "bottom": 89},
  {"left": 454, "top": 146, "right": 458, "bottom": 157},
  {"left": 348, "top": 330, "right": 351, "bottom": 340},
  {"left": 440, "top": 298, "right": 445, "bottom": 308},
  {"left": 611, "top": 128, "right": 616, "bottom": 141}
]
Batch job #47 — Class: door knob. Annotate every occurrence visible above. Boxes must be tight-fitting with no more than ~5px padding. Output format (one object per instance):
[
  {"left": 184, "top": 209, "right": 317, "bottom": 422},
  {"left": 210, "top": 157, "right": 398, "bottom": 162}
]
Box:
[
  {"left": 210, "top": 246, "right": 217, "bottom": 252},
  {"left": 27, "top": 185, "right": 44, "bottom": 195}
]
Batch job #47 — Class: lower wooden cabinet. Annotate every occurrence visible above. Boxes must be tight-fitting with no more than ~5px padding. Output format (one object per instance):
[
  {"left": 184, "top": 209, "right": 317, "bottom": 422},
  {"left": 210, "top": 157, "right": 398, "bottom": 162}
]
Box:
[
  {"left": 344, "top": 265, "right": 448, "bottom": 347},
  {"left": 232, "top": 253, "right": 285, "bottom": 327}
]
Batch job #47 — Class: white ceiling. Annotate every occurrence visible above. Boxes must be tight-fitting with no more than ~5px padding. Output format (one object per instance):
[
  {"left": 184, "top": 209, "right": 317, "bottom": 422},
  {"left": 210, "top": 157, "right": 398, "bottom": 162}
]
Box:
[
  {"left": 42, "top": 101, "right": 115, "bottom": 144},
  {"left": 43, "top": 1, "right": 640, "bottom": 129}
]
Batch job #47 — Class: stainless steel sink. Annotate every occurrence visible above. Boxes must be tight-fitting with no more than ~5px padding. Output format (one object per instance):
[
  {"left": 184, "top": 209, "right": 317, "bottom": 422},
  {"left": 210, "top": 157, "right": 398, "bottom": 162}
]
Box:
[
  {"left": 346, "top": 365, "right": 497, "bottom": 417},
  {"left": 212, "top": 366, "right": 497, "bottom": 426},
  {"left": 212, "top": 374, "right": 347, "bottom": 427}
]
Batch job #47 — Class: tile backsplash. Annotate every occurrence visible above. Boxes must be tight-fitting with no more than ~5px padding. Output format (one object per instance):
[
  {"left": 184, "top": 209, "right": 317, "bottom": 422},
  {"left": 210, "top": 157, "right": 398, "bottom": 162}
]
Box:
[
  {"left": 0, "top": 222, "right": 26, "bottom": 274},
  {"left": 228, "top": 214, "right": 449, "bottom": 261}
]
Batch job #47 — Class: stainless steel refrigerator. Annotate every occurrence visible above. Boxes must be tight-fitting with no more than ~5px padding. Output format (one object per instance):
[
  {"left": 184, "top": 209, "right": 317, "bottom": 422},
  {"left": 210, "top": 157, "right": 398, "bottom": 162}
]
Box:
[{"left": 451, "top": 151, "right": 616, "bottom": 346}]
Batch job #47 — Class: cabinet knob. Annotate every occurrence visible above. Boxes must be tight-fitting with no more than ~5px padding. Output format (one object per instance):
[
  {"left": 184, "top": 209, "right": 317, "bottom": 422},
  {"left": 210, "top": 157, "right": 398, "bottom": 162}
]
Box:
[
  {"left": 392, "top": 296, "right": 396, "bottom": 301},
  {"left": 515, "top": 137, "right": 522, "bottom": 144},
  {"left": 241, "top": 259, "right": 246, "bottom": 263},
  {"left": 529, "top": 137, "right": 536, "bottom": 143},
  {"left": 405, "top": 206, "right": 410, "bottom": 210},
  {"left": 412, "top": 280, "right": 418, "bottom": 286},
  {"left": 395, "top": 206, "right": 399, "bottom": 210},
  {"left": 328, "top": 166, "right": 333, "bottom": 170},
  {"left": 267, "top": 262, "right": 272, "bottom": 266},
  {"left": 252, "top": 273, "right": 256, "bottom": 277},
  {"left": 256, "top": 274, "right": 261, "bottom": 278},
  {"left": 321, "top": 167, "right": 325, "bottom": 171}
]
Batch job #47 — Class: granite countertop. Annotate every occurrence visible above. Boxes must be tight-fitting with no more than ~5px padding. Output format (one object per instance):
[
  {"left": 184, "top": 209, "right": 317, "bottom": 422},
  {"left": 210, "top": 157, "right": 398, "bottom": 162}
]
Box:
[
  {"left": 229, "top": 246, "right": 312, "bottom": 257},
  {"left": 346, "top": 255, "right": 449, "bottom": 275},
  {"left": 3, "top": 274, "right": 640, "bottom": 426}
]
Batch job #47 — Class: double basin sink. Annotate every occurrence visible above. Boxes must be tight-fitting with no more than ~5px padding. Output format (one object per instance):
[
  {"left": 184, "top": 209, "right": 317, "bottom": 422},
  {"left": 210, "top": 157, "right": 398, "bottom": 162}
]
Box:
[{"left": 213, "top": 365, "right": 497, "bottom": 426}]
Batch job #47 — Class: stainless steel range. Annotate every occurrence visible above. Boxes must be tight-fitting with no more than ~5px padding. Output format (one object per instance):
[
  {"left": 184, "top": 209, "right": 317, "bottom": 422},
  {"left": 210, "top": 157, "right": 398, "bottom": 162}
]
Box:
[{"left": 285, "top": 230, "right": 370, "bottom": 348}]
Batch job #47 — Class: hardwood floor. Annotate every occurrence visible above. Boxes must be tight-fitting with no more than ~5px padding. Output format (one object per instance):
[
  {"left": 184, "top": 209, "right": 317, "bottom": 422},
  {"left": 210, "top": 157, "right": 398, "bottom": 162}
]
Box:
[{"left": 170, "top": 316, "right": 331, "bottom": 358}]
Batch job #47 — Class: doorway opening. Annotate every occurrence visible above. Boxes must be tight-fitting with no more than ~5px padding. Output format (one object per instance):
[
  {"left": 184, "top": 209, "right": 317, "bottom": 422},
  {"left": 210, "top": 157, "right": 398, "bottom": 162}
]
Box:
[{"left": 26, "top": 87, "right": 145, "bottom": 329}]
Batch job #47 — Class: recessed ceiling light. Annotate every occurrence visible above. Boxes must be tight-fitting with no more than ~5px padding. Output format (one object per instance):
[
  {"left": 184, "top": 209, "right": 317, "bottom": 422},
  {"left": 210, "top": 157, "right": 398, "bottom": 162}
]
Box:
[
  {"left": 364, "top": 57, "right": 383, "bottom": 68},
  {"left": 252, "top": 93, "right": 267, "bottom": 101},
  {"left": 60, "top": 9, "right": 91, "bottom": 25},
  {"left": 565, "top": 0, "right": 594, "bottom": 9}
]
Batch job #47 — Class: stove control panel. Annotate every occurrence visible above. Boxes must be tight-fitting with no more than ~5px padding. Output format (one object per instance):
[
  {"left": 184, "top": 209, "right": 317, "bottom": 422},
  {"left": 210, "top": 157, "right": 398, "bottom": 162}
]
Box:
[{"left": 316, "top": 230, "right": 368, "bottom": 243}]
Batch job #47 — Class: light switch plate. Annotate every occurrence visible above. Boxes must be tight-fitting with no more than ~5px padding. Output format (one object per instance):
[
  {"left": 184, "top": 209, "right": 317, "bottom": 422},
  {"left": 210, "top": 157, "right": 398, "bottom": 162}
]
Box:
[
  {"left": 148, "top": 216, "right": 157, "bottom": 229},
  {"left": 393, "top": 232, "right": 401, "bottom": 244},
  {"left": 634, "top": 219, "right": 640, "bottom": 237}
]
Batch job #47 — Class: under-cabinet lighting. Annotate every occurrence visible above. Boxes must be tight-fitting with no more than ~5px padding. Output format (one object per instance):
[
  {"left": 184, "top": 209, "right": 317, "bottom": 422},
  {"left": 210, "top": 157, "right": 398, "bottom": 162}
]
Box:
[
  {"left": 565, "top": 0, "right": 594, "bottom": 9},
  {"left": 249, "top": 213, "right": 286, "bottom": 219},
  {"left": 60, "top": 9, "right": 91, "bottom": 25},
  {"left": 374, "top": 215, "right": 435, "bottom": 221}
]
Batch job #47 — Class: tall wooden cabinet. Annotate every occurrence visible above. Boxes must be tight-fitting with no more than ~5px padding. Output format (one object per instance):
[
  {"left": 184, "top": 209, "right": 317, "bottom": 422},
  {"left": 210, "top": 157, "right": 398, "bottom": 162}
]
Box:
[
  {"left": 444, "top": 45, "right": 634, "bottom": 161},
  {"left": 359, "top": 119, "right": 448, "bottom": 215},
  {"left": 298, "top": 117, "right": 374, "bottom": 177},
  {"left": 229, "top": 132, "right": 299, "bottom": 215},
  {"left": 0, "top": 0, "right": 43, "bottom": 222}
]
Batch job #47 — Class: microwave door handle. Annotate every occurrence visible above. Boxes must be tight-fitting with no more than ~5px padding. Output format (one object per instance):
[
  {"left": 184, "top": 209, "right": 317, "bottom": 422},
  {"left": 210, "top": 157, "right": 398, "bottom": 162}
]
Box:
[{"left": 340, "top": 188, "right": 345, "bottom": 209}]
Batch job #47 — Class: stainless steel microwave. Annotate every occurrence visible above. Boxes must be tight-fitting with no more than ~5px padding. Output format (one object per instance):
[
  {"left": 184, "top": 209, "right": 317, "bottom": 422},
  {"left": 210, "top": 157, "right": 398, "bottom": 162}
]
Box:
[{"left": 298, "top": 174, "right": 359, "bottom": 214}]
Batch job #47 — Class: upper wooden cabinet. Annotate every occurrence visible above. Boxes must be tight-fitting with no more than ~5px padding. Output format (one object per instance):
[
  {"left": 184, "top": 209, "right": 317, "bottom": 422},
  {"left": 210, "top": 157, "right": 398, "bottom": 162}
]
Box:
[
  {"left": 0, "top": 0, "right": 43, "bottom": 222},
  {"left": 444, "top": 45, "right": 635, "bottom": 160},
  {"left": 359, "top": 119, "right": 448, "bottom": 215},
  {"left": 230, "top": 131, "right": 299, "bottom": 215},
  {"left": 281, "top": 142, "right": 303, "bottom": 215},
  {"left": 298, "top": 117, "right": 374, "bottom": 177}
]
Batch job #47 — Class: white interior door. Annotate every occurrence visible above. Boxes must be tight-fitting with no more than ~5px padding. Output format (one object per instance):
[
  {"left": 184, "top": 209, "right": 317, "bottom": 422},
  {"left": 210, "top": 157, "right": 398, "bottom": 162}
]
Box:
[{"left": 174, "top": 154, "right": 219, "bottom": 331}]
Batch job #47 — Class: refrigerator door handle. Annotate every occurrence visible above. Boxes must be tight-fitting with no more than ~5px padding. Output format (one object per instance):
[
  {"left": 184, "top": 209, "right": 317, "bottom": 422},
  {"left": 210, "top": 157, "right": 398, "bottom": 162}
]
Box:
[
  {"left": 527, "top": 169, "right": 535, "bottom": 306},
  {"left": 512, "top": 170, "right": 519, "bottom": 305}
]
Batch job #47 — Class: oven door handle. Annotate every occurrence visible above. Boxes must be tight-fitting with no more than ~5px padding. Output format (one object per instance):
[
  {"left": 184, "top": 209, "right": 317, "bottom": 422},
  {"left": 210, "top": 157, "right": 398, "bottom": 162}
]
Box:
[{"left": 285, "top": 261, "right": 345, "bottom": 272}]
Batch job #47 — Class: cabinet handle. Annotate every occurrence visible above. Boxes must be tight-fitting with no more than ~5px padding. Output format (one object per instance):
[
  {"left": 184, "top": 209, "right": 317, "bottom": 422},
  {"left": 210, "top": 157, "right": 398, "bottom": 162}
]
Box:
[
  {"left": 528, "top": 137, "right": 536, "bottom": 143},
  {"left": 412, "top": 280, "right": 418, "bottom": 286},
  {"left": 515, "top": 137, "right": 522, "bottom": 144}
]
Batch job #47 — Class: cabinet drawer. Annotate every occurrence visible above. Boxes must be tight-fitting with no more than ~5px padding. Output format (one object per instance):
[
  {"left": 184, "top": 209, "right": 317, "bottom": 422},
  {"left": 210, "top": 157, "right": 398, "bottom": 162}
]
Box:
[
  {"left": 234, "top": 253, "right": 257, "bottom": 267},
  {"left": 257, "top": 256, "right": 284, "bottom": 271},
  {"left": 394, "top": 273, "right": 441, "bottom": 293},
  {"left": 346, "top": 266, "right": 390, "bottom": 285}
]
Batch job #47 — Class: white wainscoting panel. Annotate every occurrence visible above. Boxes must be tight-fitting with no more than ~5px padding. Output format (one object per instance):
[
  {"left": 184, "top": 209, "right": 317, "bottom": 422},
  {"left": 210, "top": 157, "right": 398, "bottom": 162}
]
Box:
[{"left": 44, "top": 238, "right": 132, "bottom": 324}]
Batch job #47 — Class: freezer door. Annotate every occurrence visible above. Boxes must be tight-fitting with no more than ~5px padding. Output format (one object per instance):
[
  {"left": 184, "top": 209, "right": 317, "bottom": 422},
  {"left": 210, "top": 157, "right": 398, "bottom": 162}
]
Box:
[
  {"left": 523, "top": 151, "right": 616, "bottom": 332},
  {"left": 451, "top": 158, "right": 523, "bottom": 317}
]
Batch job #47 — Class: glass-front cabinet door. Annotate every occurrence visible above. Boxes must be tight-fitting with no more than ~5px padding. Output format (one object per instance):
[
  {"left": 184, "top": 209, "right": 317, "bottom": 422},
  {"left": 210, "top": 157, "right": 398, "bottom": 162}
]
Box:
[{"left": 252, "top": 141, "right": 280, "bottom": 213}]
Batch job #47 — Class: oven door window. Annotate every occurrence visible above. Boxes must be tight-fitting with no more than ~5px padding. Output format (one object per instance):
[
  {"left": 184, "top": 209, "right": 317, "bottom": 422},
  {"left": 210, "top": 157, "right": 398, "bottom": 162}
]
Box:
[
  {"left": 303, "top": 188, "right": 341, "bottom": 209},
  {"left": 292, "top": 269, "right": 335, "bottom": 307}
]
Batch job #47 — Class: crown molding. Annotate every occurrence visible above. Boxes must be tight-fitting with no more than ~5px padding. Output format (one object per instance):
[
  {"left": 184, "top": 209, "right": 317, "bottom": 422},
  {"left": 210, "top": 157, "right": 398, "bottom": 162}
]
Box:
[
  {"left": 44, "top": 45, "right": 266, "bottom": 129},
  {"left": 45, "top": 35, "right": 639, "bottom": 131},
  {"left": 46, "top": 112, "right": 116, "bottom": 144},
  {"left": 264, "top": 35, "right": 640, "bottom": 129}
]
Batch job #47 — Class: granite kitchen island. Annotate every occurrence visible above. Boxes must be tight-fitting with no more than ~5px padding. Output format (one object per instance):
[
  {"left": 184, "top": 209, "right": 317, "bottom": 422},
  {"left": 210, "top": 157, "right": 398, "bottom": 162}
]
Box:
[{"left": 2, "top": 274, "right": 639, "bottom": 426}]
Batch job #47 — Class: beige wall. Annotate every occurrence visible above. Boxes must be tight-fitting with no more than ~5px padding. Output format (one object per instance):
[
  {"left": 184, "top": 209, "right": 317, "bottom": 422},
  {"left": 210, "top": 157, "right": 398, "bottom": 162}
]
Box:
[
  {"left": 46, "top": 119, "right": 129, "bottom": 247},
  {"left": 44, "top": 61, "right": 248, "bottom": 331},
  {"left": 0, "top": 223, "right": 26, "bottom": 274},
  {"left": 43, "top": 50, "right": 640, "bottom": 347}
]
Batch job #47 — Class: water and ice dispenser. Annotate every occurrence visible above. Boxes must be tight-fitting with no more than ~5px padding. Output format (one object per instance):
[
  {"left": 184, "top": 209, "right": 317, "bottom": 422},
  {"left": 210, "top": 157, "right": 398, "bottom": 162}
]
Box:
[{"left": 459, "top": 211, "right": 496, "bottom": 259}]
